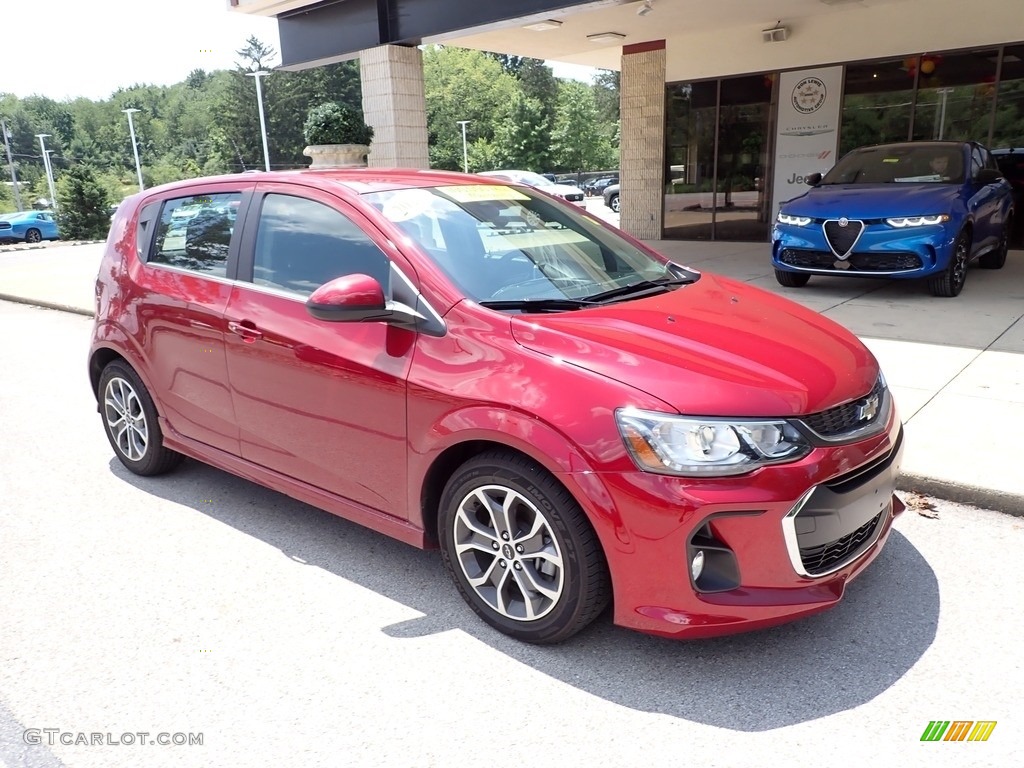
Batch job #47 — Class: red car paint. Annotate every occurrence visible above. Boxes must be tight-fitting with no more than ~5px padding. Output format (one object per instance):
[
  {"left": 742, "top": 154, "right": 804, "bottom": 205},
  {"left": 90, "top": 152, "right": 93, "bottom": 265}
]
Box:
[{"left": 90, "top": 169, "right": 904, "bottom": 640}]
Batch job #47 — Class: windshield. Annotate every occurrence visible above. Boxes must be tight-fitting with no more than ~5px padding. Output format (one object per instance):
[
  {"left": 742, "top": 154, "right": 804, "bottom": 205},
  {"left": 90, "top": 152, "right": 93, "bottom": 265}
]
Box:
[
  {"left": 821, "top": 144, "right": 964, "bottom": 185},
  {"left": 363, "top": 184, "right": 692, "bottom": 307}
]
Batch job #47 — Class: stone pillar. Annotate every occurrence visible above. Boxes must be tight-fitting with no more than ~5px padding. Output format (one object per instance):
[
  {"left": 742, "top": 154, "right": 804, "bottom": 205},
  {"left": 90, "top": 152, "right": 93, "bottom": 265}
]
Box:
[
  {"left": 359, "top": 45, "right": 430, "bottom": 169},
  {"left": 619, "top": 41, "right": 666, "bottom": 240}
]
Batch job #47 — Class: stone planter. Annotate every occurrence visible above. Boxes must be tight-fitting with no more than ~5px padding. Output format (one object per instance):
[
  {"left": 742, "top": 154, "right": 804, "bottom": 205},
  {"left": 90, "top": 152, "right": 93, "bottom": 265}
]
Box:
[{"left": 302, "top": 144, "right": 370, "bottom": 169}]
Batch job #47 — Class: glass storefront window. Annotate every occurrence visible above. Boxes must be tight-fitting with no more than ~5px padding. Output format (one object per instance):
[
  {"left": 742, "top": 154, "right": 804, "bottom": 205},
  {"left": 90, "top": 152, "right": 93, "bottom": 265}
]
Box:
[
  {"left": 992, "top": 44, "right": 1024, "bottom": 148},
  {"left": 840, "top": 58, "right": 915, "bottom": 155},
  {"left": 664, "top": 81, "right": 717, "bottom": 240},
  {"left": 912, "top": 49, "right": 999, "bottom": 142}
]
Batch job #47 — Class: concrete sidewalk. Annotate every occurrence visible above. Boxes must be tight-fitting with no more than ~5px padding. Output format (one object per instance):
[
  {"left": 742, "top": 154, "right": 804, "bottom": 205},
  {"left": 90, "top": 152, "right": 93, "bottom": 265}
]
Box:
[{"left": 2, "top": 240, "right": 1022, "bottom": 515}]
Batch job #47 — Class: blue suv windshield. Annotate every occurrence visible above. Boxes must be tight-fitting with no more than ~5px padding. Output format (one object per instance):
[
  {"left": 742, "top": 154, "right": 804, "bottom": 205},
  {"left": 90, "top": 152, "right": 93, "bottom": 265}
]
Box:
[{"left": 822, "top": 144, "right": 964, "bottom": 185}]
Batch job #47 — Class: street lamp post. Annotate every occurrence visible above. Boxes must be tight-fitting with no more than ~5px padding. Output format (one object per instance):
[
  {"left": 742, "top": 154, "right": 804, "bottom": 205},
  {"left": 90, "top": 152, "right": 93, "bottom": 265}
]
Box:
[
  {"left": 246, "top": 70, "right": 272, "bottom": 172},
  {"left": 122, "top": 108, "right": 144, "bottom": 192},
  {"left": 35, "top": 133, "right": 58, "bottom": 211},
  {"left": 457, "top": 120, "right": 470, "bottom": 173}
]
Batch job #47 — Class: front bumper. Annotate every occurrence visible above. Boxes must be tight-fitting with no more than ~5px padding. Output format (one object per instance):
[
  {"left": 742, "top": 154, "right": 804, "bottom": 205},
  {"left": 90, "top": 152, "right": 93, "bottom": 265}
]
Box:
[
  {"left": 772, "top": 220, "right": 957, "bottom": 279},
  {"left": 580, "top": 405, "right": 905, "bottom": 639}
]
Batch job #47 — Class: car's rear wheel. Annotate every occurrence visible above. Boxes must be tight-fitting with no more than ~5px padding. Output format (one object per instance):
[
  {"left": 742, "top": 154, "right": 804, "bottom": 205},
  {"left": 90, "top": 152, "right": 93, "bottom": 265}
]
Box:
[
  {"left": 929, "top": 230, "right": 970, "bottom": 297},
  {"left": 979, "top": 216, "right": 1011, "bottom": 269},
  {"left": 25, "top": 228, "right": 41, "bottom": 244},
  {"left": 608, "top": 194, "right": 620, "bottom": 213},
  {"left": 438, "top": 450, "right": 611, "bottom": 644},
  {"left": 775, "top": 269, "right": 811, "bottom": 287},
  {"left": 99, "top": 360, "right": 184, "bottom": 476}
]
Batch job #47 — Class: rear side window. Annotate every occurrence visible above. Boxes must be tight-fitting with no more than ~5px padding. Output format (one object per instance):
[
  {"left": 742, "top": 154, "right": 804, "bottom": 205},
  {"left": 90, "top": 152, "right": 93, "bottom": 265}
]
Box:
[{"left": 150, "top": 193, "right": 242, "bottom": 277}]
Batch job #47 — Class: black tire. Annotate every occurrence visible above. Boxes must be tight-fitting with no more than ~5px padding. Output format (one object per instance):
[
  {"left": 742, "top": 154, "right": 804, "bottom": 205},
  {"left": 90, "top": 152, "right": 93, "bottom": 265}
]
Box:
[
  {"left": 438, "top": 450, "right": 611, "bottom": 644},
  {"left": 775, "top": 269, "right": 811, "bottom": 287},
  {"left": 608, "top": 194, "right": 620, "bottom": 213},
  {"left": 25, "top": 228, "right": 42, "bottom": 244},
  {"left": 979, "top": 216, "right": 1011, "bottom": 269},
  {"left": 98, "top": 360, "right": 184, "bottom": 476},
  {"left": 929, "top": 230, "right": 970, "bottom": 297}
]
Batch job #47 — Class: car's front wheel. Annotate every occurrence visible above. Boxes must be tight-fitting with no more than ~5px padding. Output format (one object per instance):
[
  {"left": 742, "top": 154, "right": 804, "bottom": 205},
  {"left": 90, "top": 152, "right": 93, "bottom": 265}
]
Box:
[
  {"left": 775, "top": 269, "right": 810, "bottom": 287},
  {"left": 929, "top": 230, "right": 970, "bottom": 297},
  {"left": 979, "top": 215, "right": 1011, "bottom": 269},
  {"left": 98, "top": 360, "right": 184, "bottom": 476},
  {"left": 438, "top": 451, "right": 611, "bottom": 644},
  {"left": 25, "top": 228, "right": 42, "bottom": 244}
]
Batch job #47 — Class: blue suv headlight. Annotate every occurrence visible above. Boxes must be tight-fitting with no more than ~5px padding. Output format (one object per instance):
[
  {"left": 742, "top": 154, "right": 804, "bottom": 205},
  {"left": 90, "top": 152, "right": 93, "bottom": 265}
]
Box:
[
  {"left": 885, "top": 214, "right": 951, "bottom": 228},
  {"left": 777, "top": 212, "right": 812, "bottom": 226}
]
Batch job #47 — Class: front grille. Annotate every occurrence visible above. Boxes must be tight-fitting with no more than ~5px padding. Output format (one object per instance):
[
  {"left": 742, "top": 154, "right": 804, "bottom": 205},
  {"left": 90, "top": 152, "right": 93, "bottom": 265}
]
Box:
[
  {"left": 803, "top": 379, "right": 884, "bottom": 438},
  {"left": 564, "top": 193, "right": 584, "bottom": 202},
  {"left": 847, "top": 252, "right": 922, "bottom": 271},
  {"left": 823, "top": 219, "right": 864, "bottom": 256},
  {"left": 799, "top": 512, "right": 882, "bottom": 576},
  {"left": 780, "top": 249, "right": 834, "bottom": 268}
]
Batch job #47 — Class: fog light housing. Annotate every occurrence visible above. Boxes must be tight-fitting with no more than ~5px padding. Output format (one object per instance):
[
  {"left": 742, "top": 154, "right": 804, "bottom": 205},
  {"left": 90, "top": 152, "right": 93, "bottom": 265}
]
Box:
[
  {"left": 690, "top": 550, "right": 705, "bottom": 581},
  {"left": 687, "top": 522, "right": 741, "bottom": 593}
]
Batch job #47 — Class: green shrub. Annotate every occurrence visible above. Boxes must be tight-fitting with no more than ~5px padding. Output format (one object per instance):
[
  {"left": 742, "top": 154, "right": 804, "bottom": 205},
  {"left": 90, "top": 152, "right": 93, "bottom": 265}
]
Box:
[{"left": 303, "top": 102, "right": 373, "bottom": 146}]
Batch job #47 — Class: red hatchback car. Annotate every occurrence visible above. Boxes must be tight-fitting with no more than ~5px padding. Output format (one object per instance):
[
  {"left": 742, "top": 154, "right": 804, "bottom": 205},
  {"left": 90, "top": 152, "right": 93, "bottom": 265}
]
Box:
[{"left": 89, "top": 169, "right": 905, "bottom": 644}]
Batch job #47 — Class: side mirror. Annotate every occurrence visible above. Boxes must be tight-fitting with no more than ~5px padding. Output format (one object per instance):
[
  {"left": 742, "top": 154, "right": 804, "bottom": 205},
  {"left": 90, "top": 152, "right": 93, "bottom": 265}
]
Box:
[
  {"left": 976, "top": 168, "right": 1003, "bottom": 185},
  {"left": 805, "top": 172, "right": 823, "bottom": 186},
  {"left": 306, "top": 273, "right": 388, "bottom": 322},
  {"left": 305, "top": 273, "right": 433, "bottom": 333}
]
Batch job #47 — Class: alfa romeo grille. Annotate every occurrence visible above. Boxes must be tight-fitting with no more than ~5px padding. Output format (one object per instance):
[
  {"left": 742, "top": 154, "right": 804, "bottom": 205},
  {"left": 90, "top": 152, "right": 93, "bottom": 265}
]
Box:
[{"left": 823, "top": 219, "right": 864, "bottom": 257}]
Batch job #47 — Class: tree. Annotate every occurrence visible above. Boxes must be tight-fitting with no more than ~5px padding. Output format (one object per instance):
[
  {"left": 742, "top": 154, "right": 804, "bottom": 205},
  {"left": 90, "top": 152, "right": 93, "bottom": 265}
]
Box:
[
  {"left": 55, "top": 164, "right": 111, "bottom": 240},
  {"left": 550, "top": 80, "right": 617, "bottom": 173},
  {"left": 493, "top": 93, "right": 551, "bottom": 170},
  {"left": 423, "top": 46, "right": 518, "bottom": 170}
]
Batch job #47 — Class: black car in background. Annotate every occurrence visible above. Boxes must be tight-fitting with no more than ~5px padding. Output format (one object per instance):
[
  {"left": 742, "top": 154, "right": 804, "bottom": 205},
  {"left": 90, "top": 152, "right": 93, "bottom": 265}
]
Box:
[
  {"left": 603, "top": 183, "right": 620, "bottom": 213},
  {"left": 992, "top": 148, "right": 1024, "bottom": 246}
]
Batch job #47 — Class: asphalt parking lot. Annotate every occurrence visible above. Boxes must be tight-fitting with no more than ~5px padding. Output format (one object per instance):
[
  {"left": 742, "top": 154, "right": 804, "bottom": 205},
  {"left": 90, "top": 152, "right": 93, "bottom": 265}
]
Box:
[{"left": 0, "top": 300, "right": 1022, "bottom": 768}]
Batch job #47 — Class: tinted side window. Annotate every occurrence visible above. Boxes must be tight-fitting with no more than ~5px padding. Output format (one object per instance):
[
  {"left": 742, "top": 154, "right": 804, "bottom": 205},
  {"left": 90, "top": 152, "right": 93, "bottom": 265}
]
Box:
[
  {"left": 151, "top": 193, "right": 241, "bottom": 277},
  {"left": 252, "top": 194, "right": 390, "bottom": 296},
  {"left": 971, "top": 147, "right": 985, "bottom": 180}
]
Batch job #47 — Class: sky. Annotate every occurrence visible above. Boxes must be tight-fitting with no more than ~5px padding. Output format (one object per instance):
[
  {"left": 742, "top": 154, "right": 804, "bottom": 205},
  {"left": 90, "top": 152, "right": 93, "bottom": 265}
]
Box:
[{"left": 5, "top": 0, "right": 596, "bottom": 102}]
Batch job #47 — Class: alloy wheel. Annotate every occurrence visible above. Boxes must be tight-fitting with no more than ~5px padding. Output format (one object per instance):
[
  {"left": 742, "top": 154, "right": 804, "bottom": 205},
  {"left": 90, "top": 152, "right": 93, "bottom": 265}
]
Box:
[
  {"left": 451, "top": 484, "right": 565, "bottom": 621},
  {"left": 103, "top": 376, "right": 149, "bottom": 461}
]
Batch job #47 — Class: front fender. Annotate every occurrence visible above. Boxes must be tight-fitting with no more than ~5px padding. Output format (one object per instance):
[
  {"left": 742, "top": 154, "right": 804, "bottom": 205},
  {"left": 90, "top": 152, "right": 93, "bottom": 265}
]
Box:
[{"left": 410, "top": 405, "right": 637, "bottom": 564}]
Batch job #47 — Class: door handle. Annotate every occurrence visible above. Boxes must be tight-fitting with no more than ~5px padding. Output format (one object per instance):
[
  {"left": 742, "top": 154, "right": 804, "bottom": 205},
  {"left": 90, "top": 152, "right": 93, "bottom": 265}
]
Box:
[{"left": 228, "top": 321, "right": 263, "bottom": 343}]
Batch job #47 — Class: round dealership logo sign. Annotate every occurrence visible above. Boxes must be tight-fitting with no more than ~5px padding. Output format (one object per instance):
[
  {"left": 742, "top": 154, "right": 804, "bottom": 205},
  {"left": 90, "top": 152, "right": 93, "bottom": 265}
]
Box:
[{"left": 792, "top": 77, "right": 827, "bottom": 114}]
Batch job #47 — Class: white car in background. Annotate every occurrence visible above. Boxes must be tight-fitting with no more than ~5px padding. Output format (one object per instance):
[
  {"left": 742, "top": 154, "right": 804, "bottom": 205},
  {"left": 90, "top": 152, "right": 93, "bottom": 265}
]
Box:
[{"left": 477, "top": 170, "right": 586, "bottom": 206}]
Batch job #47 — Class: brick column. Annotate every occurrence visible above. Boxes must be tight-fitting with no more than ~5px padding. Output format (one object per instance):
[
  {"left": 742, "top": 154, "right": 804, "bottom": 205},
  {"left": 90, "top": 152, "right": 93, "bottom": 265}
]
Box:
[
  {"left": 359, "top": 45, "right": 430, "bottom": 169},
  {"left": 619, "top": 41, "right": 666, "bottom": 240}
]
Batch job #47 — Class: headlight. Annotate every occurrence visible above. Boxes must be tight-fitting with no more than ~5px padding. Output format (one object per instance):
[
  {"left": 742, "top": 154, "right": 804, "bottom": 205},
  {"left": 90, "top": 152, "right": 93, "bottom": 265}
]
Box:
[
  {"left": 885, "top": 214, "right": 950, "bottom": 227},
  {"left": 615, "top": 408, "right": 811, "bottom": 476},
  {"left": 777, "top": 212, "right": 812, "bottom": 226}
]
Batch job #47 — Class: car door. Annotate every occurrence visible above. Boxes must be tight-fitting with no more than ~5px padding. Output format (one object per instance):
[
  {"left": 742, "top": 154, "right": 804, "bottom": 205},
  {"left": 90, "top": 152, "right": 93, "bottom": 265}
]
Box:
[
  {"left": 130, "top": 184, "right": 251, "bottom": 455},
  {"left": 223, "top": 183, "right": 415, "bottom": 516},
  {"left": 968, "top": 145, "right": 999, "bottom": 251}
]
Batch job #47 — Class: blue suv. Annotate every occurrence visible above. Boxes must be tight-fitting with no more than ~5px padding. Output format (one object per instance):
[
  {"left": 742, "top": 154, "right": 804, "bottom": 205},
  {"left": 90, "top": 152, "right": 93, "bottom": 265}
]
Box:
[{"left": 772, "top": 141, "right": 1015, "bottom": 297}]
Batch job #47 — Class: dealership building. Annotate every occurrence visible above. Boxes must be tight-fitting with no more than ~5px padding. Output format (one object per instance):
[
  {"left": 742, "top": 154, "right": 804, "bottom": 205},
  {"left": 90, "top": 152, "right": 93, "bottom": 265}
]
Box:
[{"left": 230, "top": 0, "right": 1024, "bottom": 242}]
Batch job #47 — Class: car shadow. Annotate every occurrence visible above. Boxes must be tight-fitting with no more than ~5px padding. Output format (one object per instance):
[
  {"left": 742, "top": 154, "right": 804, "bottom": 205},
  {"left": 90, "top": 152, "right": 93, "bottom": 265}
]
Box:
[{"left": 110, "top": 457, "right": 939, "bottom": 732}]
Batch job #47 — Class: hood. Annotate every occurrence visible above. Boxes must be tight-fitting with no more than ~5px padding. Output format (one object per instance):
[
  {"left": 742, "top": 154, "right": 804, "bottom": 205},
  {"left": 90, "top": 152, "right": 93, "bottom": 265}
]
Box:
[
  {"left": 784, "top": 183, "right": 959, "bottom": 219},
  {"left": 509, "top": 273, "right": 877, "bottom": 418}
]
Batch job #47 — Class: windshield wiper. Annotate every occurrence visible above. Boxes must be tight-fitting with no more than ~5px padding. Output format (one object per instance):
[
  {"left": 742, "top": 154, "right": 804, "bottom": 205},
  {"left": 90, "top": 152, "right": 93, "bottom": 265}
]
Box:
[
  {"left": 477, "top": 298, "right": 597, "bottom": 313},
  {"left": 582, "top": 275, "right": 697, "bottom": 303}
]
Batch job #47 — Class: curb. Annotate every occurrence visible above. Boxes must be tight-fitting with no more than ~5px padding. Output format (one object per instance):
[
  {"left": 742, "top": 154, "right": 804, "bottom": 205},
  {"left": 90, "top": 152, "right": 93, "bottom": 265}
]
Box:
[
  {"left": 0, "top": 294, "right": 94, "bottom": 317},
  {"left": 0, "top": 240, "right": 104, "bottom": 254},
  {"left": 896, "top": 473, "right": 1023, "bottom": 518}
]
